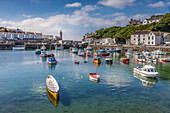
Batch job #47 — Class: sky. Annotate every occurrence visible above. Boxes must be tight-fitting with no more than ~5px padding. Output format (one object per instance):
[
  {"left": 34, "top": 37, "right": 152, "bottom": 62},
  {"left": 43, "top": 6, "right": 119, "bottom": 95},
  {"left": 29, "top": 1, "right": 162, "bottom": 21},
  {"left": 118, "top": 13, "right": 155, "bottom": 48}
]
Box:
[{"left": 0, "top": 0, "right": 169, "bottom": 40}]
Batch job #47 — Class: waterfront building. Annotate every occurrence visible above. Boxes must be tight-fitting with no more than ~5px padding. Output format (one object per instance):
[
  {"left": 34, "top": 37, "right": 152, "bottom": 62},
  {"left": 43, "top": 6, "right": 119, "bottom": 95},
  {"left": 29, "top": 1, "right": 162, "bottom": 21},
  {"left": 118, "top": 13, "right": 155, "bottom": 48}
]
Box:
[
  {"left": 143, "top": 16, "right": 162, "bottom": 25},
  {"left": 127, "top": 19, "right": 142, "bottom": 26},
  {"left": 163, "top": 33, "right": 170, "bottom": 44},
  {"left": 42, "top": 35, "right": 53, "bottom": 40},
  {"left": 131, "top": 30, "right": 164, "bottom": 46},
  {"left": 59, "top": 40, "right": 73, "bottom": 45},
  {"left": 101, "top": 38, "right": 116, "bottom": 45}
]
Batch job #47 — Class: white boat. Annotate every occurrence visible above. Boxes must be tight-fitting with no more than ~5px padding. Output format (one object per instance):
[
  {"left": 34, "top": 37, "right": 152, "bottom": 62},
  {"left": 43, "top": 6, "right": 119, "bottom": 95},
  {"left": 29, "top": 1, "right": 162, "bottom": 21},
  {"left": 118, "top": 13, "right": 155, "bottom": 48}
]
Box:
[
  {"left": 142, "top": 50, "right": 150, "bottom": 56},
  {"left": 133, "top": 65, "right": 159, "bottom": 78},
  {"left": 46, "top": 75, "right": 59, "bottom": 99},
  {"left": 152, "top": 50, "right": 164, "bottom": 55},
  {"left": 105, "top": 56, "right": 113, "bottom": 63},
  {"left": 137, "top": 55, "right": 147, "bottom": 62},
  {"left": 71, "top": 47, "right": 78, "bottom": 53},
  {"left": 12, "top": 45, "right": 24, "bottom": 51},
  {"left": 41, "top": 45, "right": 46, "bottom": 51},
  {"left": 85, "top": 46, "right": 93, "bottom": 51},
  {"left": 55, "top": 45, "right": 64, "bottom": 50}
]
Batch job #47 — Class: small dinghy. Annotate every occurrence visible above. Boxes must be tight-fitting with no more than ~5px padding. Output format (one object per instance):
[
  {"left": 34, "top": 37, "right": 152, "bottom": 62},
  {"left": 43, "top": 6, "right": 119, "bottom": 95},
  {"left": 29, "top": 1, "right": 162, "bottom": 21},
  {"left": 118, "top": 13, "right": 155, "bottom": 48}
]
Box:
[
  {"left": 93, "top": 58, "right": 101, "bottom": 64},
  {"left": 35, "top": 49, "right": 41, "bottom": 54},
  {"left": 120, "top": 58, "right": 129, "bottom": 62},
  {"left": 74, "top": 60, "right": 79, "bottom": 64},
  {"left": 47, "top": 57, "right": 57, "bottom": 64},
  {"left": 46, "top": 75, "right": 59, "bottom": 99},
  {"left": 105, "top": 56, "right": 113, "bottom": 63},
  {"left": 89, "top": 73, "right": 100, "bottom": 81},
  {"left": 40, "top": 51, "right": 47, "bottom": 57}
]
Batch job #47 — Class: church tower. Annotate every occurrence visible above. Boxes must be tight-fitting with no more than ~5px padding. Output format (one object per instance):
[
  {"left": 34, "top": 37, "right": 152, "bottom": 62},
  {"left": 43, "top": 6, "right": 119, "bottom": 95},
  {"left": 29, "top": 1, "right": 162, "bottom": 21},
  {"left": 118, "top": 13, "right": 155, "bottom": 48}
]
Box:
[{"left": 60, "top": 30, "right": 62, "bottom": 40}]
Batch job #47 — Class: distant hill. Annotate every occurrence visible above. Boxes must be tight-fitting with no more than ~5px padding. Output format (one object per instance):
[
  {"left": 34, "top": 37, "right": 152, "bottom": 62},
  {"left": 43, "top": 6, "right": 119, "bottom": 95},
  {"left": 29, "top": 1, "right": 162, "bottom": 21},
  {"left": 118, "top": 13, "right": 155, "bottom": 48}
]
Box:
[{"left": 89, "top": 13, "right": 170, "bottom": 39}]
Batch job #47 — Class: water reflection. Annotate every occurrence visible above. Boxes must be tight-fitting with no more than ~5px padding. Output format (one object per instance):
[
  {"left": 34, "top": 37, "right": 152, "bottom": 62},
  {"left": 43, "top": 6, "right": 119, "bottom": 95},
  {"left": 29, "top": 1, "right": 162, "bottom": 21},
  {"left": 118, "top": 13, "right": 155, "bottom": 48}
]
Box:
[
  {"left": 41, "top": 57, "right": 47, "bottom": 61},
  {"left": 46, "top": 87, "right": 59, "bottom": 107},
  {"left": 89, "top": 78, "right": 100, "bottom": 83},
  {"left": 133, "top": 73, "right": 158, "bottom": 90}
]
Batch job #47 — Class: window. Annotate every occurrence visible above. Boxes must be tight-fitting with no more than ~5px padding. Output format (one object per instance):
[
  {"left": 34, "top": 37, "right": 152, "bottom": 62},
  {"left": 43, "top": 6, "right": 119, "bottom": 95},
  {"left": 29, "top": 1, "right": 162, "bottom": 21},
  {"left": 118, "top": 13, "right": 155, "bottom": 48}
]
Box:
[
  {"left": 143, "top": 38, "right": 145, "bottom": 40},
  {"left": 150, "top": 33, "right": 152, "bottom": 35},
  {"left": 148, "top": 36, "right": 150, "bottom": 40},
  {"left": 138, "top": 35, "right": 140, "bottom": 37},
  {"left": 152, "top": 42, "right": 153, "bottom": 44},
  {"left": 134, "top": 38, "right": 136, "bottom": 40},
  {"left": 152, "top": 36, "right": 154, "bottom": 40},
  {"left": 138, "top": 39, "right": 140, "bottom": 41},
  {"left": 134, "top": 35, "right": 136, "bottom": 37},
  {"left": 143, "top": 35, "right": 145, "bottom": 37},
  {"left": 148, "top": 42, "right": 150, "bottom": 44}
]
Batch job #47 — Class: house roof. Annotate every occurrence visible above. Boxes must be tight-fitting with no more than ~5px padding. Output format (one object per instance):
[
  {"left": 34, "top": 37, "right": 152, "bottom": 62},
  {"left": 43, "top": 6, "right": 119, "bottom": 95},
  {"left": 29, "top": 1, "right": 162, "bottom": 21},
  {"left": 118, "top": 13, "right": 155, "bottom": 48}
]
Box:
[
  {"left": 132, "top": 30, "right": 151, "bottom": 35},
  {"left": 145, "top": 16, "right": 163, "bottom": 21}
]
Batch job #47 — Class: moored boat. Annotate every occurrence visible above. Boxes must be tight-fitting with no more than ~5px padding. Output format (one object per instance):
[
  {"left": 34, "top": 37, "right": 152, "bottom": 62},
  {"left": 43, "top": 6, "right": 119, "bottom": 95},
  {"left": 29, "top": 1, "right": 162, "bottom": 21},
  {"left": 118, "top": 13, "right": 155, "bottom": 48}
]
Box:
[
  {"left": 152, "top": 50, "right": 164, "bottom": 55},
  {"left": 40, "top": 51, "right": 47, "bottom": 57},
  {"left": 158, "top": 58, "right": 170, "bottom": 62},
  {"left": 142, "top": 50, "right": 150, "bottom": 56},
  {"left": 35, "top": 49, "right": 41, "bottom": 54},
  {"left": 94, "top": 52, "right": 100, "bottom": 57},
  {"left": 105, "top": 56, "right": 113, "bottom": 63},
  {"left": 137, "top": 55, "right": 147, "bottom": 62},
  {"left": 47, "top": 57, "right": 57, "bottom": 64},
  {"left": 120, "top": 58, "right": 129, "bottom": 62},
  {"left": 71, "top": 47, "right": 78, "bottom": 53},
  {"left": 114, "top": 48, "right": 121, "bottom": 53},
  {"left": 12, "top": 45, "right": 25, "bottom": 51},
  {"left": 78, "top": 50, "right": 86, "bottom": 57},
  {"left": 46, "top": 75, "right": 59, "bottom": 99},
  {"left": 133, "top": 65, "right": 159, "bottom": 78},
  {"left": 41, "top": 45, "right": 46, "bottom": 51},
  {"left": 47, "top": 53, "right": 54, "bottom": 57},
  {"left": 46, "top": 87, "right": 59, "bottom": 107},
  {"left": 74, "top": 60, "right": 79, "bottom": 64},
  {"left": 93, "top": 58, "right": 101, "bottom": 64},
  {"left": 89, "top": 73, "right": 100, "bottom": 81}
]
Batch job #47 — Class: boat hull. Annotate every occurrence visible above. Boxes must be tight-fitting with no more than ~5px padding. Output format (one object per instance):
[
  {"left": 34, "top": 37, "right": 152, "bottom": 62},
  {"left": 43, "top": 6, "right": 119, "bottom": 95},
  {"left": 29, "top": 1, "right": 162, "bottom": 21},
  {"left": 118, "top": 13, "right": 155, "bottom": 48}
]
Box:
[
  {"left": 133, "top": 68, "right": 158, "bottom": 78},
  {"left": 93, "top": 60, "right": 101, "bottom": 64}
]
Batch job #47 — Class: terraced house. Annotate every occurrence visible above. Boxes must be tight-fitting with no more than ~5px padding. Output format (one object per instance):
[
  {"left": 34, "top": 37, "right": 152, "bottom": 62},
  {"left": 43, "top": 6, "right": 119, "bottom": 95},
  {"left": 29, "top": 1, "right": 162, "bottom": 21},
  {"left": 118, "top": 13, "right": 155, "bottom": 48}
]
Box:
[{"left": 131, "top": 30, "right": 164, "bottom": 46}]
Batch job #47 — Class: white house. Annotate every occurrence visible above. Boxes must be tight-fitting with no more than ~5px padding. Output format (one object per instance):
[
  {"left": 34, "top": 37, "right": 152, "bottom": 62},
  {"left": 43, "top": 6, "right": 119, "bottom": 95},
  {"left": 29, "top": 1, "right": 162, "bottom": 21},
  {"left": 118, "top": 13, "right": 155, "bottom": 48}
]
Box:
[
  {"left": 143, "top": 16, "right": 162, "bottom": 25},
  {"left": 131, "top": 30, "right": 164, "bottom": 46},
  {"left": 101, "top": 38, "right": 116, "bottom": 45}
]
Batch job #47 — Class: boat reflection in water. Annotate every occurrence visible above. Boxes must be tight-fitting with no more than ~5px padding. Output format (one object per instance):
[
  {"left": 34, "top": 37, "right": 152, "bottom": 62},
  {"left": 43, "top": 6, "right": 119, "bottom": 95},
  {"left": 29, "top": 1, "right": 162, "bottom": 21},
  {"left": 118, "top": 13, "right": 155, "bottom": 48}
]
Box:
[
  {"left": 41, "top": 57, "right": 47, "bottom": 61},
  {"left": 46, "top": 87, "right": 59, "bottom": 107},
  {"left": 133, "top": 73, "right": 158, "bottom": 90}
]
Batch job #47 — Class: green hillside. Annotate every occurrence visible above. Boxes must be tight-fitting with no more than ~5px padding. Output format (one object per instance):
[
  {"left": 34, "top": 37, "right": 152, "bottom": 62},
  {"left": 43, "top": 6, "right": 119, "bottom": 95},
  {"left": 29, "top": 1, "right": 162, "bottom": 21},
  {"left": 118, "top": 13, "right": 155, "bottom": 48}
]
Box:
[{"left": 89, "top": 13, "right": 170, "bottom": 39}]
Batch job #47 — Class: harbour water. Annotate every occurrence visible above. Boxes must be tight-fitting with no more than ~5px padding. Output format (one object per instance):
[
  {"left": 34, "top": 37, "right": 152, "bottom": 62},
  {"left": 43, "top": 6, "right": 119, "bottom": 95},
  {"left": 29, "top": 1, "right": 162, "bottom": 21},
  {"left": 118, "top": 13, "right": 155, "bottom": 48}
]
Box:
[{"left": 0, "top": 50, "right": 170, "bottom": 113}]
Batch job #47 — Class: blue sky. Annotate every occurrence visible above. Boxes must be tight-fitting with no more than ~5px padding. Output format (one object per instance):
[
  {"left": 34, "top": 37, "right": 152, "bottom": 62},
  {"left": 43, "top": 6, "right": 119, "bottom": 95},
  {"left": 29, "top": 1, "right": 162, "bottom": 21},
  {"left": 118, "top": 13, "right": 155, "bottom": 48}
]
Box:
[{"left": 0, "top": 0, "right": 169, "bottom": 40}]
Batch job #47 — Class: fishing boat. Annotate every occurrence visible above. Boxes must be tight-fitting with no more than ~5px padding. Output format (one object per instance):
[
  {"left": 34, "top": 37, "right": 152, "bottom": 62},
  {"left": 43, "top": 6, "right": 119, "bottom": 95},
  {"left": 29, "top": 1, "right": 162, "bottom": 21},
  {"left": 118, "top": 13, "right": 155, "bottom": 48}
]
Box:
[
  {"left": 105, "top": 56, "right": 113, "bottom": 63},
  {"left": 46, "top": 75, "right": 59, "bottom": 99},
  {"left": 93, "top": 58, "right": 101, "bottom": 64},
  {"left": 152, "top": 50, "right": 164, "bottom": 55},
  {"left": 137, "top": 55, "right": 147, "bottom": 62},
  {"left": 71, "top": 47, "right": 78, "bottom": 53},
  {"left": 85, "top": 46, "right": 93, "bottom": 52},
  {"left": 114, "top": 48, "right": 121, "bottom": 53},
  {"left": 35, "top": 49, "right": 41, "bottom": 54},
  {"left": 41, "top": 45, "right": 46, "bottom": 51},
  {"left": 40, "top": 51, "right": 47, "bottom": 57},
  {"left": 46, "top": 87, "right": 59, "bottom": 107},
  {"left": 78, "top": 50, "right": 86, "bottom": 57},
  {"left": 120, "top": 58, "right": 129, "bottom": 62},
  {"left": 55, "top": 45, "right": 64, "bottom": 50},
  {"left": 47, "top": 57, "right": 57, "bottom": 64},
  {"left": 89, "top": 73, "right": 100, "bottom": 82},
  {"left": 158, "top": 58, "right": 170, "bottom": 62},
  {"left": 125, "top": 51, "right": 133, "bottom": 55},
  {"left": 74, "top": 60, "right": 79, "bottom": 64},
  {"left": 133, "top": 65, "right": 159, "bottom": 78},
  {"left": 87, "top": 51, "right": 93, "bottom": 57},
  {"left": 47, "top": 53, "right": 54, "bottom": 57},
  {"left": 100, "top": 50, "right": 110, "bottom": 56}
]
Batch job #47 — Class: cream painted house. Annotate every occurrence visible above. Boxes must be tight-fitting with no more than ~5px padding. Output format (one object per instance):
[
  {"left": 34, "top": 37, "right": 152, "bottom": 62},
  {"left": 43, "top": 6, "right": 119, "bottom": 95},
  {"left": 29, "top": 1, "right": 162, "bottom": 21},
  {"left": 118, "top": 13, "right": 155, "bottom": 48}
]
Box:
[{"left": 131, "top": 30, "right": 164, "bottom": 46}]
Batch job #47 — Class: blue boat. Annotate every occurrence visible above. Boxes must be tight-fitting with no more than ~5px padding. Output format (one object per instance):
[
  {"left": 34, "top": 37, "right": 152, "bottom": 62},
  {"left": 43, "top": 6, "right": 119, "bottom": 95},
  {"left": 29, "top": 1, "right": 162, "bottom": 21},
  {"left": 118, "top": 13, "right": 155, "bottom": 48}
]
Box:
[
  {"left": 47, "top": 57, "right": 57, "bottom": 64},
  {"left": 35, "top": 49, "right": 41, "bottom": 54},
  {"left": 114, "top": 48, "right": 121, "bottom": 53}
]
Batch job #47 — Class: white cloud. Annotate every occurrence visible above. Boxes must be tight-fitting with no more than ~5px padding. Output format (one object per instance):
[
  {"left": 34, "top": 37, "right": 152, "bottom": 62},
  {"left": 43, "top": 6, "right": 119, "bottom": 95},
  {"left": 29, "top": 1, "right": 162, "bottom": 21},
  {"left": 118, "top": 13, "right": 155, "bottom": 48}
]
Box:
[
  {"left": 65, "top": 2, "right": 82, "bottom": 8},
  {"left": 132, "top": 14, "right": 151, "bottom": 20},
  {"left": 22, "top": 14, "right": 33, "bottom": 18},
  {"left": 0, "top": 5, "right": 129, "bottom": 40},
  {"left": 103, "top": 12, "right": 125, "bottom": 17},
  {"left": 98, "top": 0, "right": 136, "bottom": 9},
  {"left": 94, "top": 13, "right": 101, "bottom": 16},
  {"left": 167, "top": 2, "right": 170, "bottom": 6},
  {"left": 148, "top": 1, "right": 165, "bottom": 7}
]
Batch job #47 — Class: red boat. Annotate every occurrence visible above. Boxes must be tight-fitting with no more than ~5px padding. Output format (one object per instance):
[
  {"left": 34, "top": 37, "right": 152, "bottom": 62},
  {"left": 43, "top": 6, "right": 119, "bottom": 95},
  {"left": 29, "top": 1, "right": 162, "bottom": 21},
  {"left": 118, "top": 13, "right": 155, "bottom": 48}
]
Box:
[
  {"left": 47, "top": 54, "right": 54, "bottom": 57},
  {"left": 100, "top": 53, "right": 110, "bottom": 56},
  {"left": 120, "top": 58, "right": 129, "bottom": 62},
  {"left": 74, "top": 60, "right": 79, "bottom": 64},
  {"left": 89, "top": 73, "right": 100, "bottom": 81},
  {"left": 158, "top": 58, "right": 170, "bottom": 62}
]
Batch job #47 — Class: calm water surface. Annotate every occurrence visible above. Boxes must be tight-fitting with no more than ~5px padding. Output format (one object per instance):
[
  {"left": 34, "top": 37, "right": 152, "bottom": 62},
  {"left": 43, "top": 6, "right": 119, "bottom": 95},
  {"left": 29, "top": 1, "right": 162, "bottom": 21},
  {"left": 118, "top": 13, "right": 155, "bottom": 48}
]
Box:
[{"left": 0, "top": 50, "right": 170, "bottom": 113}]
